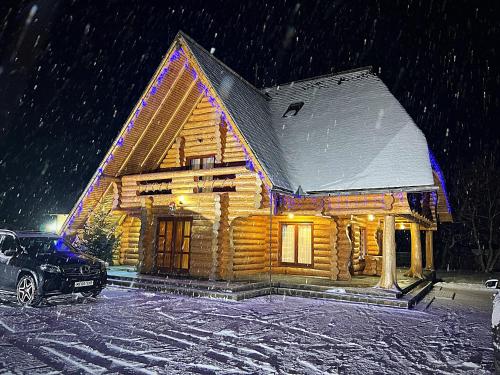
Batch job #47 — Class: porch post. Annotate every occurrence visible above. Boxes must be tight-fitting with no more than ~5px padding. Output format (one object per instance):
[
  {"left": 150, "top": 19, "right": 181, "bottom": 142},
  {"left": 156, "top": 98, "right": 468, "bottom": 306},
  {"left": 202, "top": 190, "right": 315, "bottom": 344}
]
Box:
[
  {"left": 406, "top": 222, "right": 424, "bottom": 279},
  {"left": 425, "top": 230, "right": 434, "bottom": 270},
  {"left": 375, "top": 215, "right": 399, "bottom": 290}
]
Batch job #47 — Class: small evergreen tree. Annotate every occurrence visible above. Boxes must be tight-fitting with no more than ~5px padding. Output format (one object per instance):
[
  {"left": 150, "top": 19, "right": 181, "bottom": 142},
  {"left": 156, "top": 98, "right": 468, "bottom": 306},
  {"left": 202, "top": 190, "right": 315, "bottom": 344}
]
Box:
[{"left": 78, "top": 209, "right": 120, "bottom": 263}]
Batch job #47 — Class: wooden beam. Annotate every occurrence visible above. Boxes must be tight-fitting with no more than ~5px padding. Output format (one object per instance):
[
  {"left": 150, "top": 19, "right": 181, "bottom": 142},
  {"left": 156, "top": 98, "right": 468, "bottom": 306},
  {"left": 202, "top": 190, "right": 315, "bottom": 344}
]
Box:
[
  {"left": 117, "top": 64, "right": 188, "bottom": 175},
  {"left": 142, "top": 79, "right": 201, "bottom": 168},
  {"left": 122, "top": 165, "right": 251, "bottom": 183}
]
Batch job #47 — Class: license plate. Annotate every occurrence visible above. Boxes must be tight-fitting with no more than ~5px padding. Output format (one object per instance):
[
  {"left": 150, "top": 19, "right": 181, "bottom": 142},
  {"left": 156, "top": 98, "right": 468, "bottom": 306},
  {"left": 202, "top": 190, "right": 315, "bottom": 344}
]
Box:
[{"left": 75, "top": 280, "right": 94, "bottom": 288}]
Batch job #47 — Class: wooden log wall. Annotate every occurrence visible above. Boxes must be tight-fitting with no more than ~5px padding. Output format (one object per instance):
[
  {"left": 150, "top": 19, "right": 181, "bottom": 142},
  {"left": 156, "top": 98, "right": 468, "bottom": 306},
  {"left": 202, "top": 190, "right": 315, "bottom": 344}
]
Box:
[
  {"left": 229, "top": 215, "right": 338, "bottom": 280},
  {"left": 151, "top": 197, "right": 219, "bottom": 278},
  {"left": 223, "top": 129, "right": 247, "bottom": 163},
  {"left": 160, "top": 137, "right": 184, "bottom": 169},
  {"left": 268, "top": 215, "right": 336, "bottom": 278},
  {"left": 231, "top": 215, "right": 268, "bottom": 278},
  {"left": 160, "top": 96, "right": 224, "bottom": 169},
  {"left": 324, "top": 193, "right": 411, "bottom": 216},
  {"left": 116, "top": 216, "right": 141, "bottom": 266},
  {"left": 279, "top": 193, "right": 413, "bottom": 217}
]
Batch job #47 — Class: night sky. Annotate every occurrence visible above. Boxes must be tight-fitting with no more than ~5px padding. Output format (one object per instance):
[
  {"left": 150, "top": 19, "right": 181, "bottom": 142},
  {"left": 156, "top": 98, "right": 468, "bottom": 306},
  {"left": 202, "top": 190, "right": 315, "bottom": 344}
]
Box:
[{"left": 0, "top": 0, "right": 498, "bottom": 229}]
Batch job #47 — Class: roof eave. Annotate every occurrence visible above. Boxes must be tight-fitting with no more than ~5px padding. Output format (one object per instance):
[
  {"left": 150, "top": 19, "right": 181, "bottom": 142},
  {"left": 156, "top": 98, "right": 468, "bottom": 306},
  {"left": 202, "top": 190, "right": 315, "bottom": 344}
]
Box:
[{"left": 303, "top": 185, "right": 439, "bottom": 197}]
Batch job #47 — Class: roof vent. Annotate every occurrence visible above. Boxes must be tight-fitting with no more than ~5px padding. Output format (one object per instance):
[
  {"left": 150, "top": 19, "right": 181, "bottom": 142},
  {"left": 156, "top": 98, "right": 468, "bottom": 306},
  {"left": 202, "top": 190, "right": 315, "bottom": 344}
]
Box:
[{"left": 282, "top": 102, "right": 304, "bottom": 118}]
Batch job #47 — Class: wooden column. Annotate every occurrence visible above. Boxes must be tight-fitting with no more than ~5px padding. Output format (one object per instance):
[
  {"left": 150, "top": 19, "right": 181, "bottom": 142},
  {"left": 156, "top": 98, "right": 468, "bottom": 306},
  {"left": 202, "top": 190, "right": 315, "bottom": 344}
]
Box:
[
  {"left": 425, "top": 230, "right": 434, "bottom": 270},
  {"left": 375, "top": 215, "right": 399, "bottom": 290},
  {"left": 406, "top": 222, "right": 424, "bottom": 278}
]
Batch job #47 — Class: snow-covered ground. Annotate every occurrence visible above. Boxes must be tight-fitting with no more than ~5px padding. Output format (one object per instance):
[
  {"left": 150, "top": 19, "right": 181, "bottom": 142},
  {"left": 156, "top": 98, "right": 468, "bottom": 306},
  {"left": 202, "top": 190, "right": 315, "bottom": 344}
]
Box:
[{"left": 0, "top": 284, "right": 494, "bottom": 374}]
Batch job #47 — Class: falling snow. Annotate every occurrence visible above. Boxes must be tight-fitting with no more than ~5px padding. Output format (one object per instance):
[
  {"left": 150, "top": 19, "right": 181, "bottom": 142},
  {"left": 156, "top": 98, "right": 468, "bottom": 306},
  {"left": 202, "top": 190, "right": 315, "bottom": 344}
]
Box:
[{"left": 0, "top": 285, "right": 495, "bottom": 374}]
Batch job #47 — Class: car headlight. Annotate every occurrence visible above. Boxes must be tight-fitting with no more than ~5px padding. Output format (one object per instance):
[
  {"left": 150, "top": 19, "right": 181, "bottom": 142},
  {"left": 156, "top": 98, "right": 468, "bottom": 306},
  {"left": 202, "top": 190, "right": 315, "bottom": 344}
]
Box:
[
  {"left": 40, "top": 264, "right": 61, "bottom": 273},
  {"left": 100, "top": 262, "right": 108, "bottom": 271}
]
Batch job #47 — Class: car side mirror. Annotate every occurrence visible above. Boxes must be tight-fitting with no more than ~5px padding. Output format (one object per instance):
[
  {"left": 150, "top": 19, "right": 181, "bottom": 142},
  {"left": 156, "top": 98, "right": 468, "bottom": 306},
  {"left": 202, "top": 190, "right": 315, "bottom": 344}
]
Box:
[
  {"left": 3, "top": 248, "right": 17, "bottom": 257},
  {"left": 485, "top": 279, "right": 499, "bottom": 289}
]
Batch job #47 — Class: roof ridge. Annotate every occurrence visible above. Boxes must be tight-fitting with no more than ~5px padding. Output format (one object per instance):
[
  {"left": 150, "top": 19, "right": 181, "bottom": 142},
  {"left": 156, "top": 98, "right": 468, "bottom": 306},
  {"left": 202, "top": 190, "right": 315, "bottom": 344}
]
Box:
[
  {"left": 177, "top": 31, "right": 270, "bottom": 101},
  {"left": 262, "top": 66, "right": 373, "bottom": 91}
]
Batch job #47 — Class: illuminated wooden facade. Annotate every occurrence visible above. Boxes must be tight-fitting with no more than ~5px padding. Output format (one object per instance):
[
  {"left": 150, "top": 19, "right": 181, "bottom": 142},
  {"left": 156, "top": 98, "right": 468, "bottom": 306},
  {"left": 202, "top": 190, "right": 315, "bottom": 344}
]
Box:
[{"left": 61, "top": 32, "right": 451, "bottom": 289}]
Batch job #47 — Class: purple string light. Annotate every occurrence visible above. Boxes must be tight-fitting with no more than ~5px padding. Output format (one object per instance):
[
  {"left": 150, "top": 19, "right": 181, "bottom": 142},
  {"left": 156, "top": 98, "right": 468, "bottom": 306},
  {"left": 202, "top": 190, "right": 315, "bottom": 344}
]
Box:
[
  {"left": 429, "top": 150, "right": 451, "bottom": 212},
  {"left": 67, "top": 46, "right": 271, "bottom": 230}
]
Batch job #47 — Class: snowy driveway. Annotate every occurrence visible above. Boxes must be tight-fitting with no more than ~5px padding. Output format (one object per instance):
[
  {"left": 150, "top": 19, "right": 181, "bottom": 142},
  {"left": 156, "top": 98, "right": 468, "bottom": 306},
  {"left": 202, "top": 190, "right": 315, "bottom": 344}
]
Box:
[{"left": 0, "top": 285, "right": 494, "bottom": 374}]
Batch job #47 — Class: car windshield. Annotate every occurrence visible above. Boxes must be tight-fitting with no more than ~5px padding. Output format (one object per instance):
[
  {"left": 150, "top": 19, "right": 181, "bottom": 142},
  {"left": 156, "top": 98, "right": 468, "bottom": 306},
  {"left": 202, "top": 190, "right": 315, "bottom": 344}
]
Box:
[{"left": 19, "top": 237, "right": 81, "bottom": 256}]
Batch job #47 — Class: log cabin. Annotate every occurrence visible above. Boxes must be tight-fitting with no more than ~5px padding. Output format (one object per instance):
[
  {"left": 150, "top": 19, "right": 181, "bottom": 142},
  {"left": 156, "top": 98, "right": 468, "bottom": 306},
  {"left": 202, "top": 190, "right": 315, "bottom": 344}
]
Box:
[{"left": 60, "top": 31, "right": 452, "bottom": 290}]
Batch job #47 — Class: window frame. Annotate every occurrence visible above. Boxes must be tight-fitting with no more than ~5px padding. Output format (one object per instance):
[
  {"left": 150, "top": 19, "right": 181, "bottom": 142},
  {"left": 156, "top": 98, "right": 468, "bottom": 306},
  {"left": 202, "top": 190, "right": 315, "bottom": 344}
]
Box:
[
  {"left": 155, "top": 217, "right": 192, "bottom": 273},
  {"left": 186, "top": 155, "right": 216, "bottom": 170},
  {"left": 186, "top": 155, "right": 216, "bottom": 193},
  {"left": 279, "top": 222, "right": 314, "bottom": 268}
]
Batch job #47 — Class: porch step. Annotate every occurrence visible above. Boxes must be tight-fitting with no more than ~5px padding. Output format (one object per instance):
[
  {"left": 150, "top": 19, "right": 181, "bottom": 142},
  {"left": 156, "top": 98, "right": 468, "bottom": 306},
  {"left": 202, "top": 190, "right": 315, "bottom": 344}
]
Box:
[
  {"left": 107, "top": 274, "right": 267, "bottom": 294},
  {"left": 273, "top": 283, "right": 410, "bottom": 309},
  {"left": 271, "top": 281, "right": 403, "bottom": 299},
  {"left": 107, "top": 274, "right": 434, "bottom": 308},
  {"left": 404, "top": 280, "right": 434, "bottom": 308},
  {"left": 107, "top": 276, "right": 271, "bottom": 301}
]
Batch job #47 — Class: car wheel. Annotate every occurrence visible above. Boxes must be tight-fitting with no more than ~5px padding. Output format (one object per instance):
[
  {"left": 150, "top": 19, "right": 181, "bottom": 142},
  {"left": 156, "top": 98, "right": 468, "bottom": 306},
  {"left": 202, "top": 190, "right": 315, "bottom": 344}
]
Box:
[
  {"left": 80, "top": 289, "right": 101, "bottom": 298},
  {"left": 16, "top": 274, "right": 42, "bottom": 307}
]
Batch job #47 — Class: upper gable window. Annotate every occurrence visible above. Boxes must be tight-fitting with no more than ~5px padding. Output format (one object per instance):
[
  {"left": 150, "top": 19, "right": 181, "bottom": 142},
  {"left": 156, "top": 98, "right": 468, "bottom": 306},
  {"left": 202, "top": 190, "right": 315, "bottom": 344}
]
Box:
[
  {"left": 189, "top": 156, "right": 215, "bottom": 193},
  {"left": 282, "top": 102, "right": 304, "bottom": 118}
]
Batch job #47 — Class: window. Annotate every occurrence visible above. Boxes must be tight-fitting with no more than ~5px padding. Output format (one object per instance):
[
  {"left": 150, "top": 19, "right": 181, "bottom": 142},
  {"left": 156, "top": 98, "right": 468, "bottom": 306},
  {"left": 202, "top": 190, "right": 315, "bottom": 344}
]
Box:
[
  {"left": 280, "top": 223, "right": 313, "bottom": 266},
  {"left": 282, "top": 102, "right": 304, "bottom": 118},
  {"left": 1, "top": 235, "right": 16, "bottom": 254},
  {"left": 189, "top": 156, "right": 215, "bottom": 193}
]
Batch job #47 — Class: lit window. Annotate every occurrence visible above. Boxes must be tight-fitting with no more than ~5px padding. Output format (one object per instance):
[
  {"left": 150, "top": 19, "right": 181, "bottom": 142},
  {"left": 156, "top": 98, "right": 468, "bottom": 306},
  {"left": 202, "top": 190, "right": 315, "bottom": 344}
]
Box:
[
  {"left": 282, "top": 102, "right": 304, "bottom": 118},
  {"left": 280, "top": 223, "right": 312, "bottom": 266},
  {"left": 189, "top": 156, "right": 215, "bottom": 193}
]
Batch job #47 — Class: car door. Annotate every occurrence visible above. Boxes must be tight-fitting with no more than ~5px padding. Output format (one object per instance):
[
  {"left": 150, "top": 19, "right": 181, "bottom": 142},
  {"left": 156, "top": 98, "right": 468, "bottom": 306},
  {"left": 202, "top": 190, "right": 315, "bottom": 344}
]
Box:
[{"left": 0, "top": 235, "right": 20, "bottom": 291}]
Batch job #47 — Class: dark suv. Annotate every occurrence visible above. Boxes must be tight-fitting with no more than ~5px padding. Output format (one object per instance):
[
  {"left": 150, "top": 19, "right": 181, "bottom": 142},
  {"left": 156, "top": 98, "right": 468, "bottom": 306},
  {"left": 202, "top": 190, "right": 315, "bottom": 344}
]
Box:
[{"left": 0, "top": 230, "right": 107, "bottom": 306}]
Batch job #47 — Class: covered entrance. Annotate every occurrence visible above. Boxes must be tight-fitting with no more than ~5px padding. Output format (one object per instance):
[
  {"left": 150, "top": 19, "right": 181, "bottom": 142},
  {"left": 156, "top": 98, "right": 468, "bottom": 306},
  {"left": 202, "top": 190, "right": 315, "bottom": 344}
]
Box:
[{"left": 155, "top": 218, "right": 192, "bottom": 273}]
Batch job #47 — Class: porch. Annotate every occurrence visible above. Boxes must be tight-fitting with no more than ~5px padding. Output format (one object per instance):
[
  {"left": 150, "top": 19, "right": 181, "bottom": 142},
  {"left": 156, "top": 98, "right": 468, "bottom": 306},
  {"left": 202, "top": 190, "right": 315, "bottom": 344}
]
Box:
[{"left": 107, "top": 266, "right": 434, "bottom": 308}]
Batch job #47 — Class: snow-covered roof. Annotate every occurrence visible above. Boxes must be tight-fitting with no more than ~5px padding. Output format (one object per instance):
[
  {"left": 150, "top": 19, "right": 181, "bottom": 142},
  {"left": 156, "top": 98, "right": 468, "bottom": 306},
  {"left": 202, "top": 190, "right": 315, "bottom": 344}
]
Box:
[{"left": 180, "top": 32, "right": 435, "bottom": 194}]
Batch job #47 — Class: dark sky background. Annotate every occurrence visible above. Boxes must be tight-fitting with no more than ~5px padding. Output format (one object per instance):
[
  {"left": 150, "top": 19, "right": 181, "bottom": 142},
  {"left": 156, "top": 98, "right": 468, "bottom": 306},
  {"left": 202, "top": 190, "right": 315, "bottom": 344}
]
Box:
[{"left": 0, "top": 0, "right": 498, "bottom": 229}]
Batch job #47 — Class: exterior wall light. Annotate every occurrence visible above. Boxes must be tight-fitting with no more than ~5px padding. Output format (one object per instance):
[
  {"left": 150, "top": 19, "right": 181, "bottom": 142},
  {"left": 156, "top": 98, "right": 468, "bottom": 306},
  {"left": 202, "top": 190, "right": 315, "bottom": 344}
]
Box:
[{"left": 287, "top": 213, "right": 295, "bottom": 219}]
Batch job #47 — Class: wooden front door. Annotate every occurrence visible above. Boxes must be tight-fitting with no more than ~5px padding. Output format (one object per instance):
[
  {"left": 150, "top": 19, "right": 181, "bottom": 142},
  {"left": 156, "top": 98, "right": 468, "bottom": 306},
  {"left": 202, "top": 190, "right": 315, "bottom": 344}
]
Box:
[{"left": 156, "top": 218, "right": 192, "bottom": 273}]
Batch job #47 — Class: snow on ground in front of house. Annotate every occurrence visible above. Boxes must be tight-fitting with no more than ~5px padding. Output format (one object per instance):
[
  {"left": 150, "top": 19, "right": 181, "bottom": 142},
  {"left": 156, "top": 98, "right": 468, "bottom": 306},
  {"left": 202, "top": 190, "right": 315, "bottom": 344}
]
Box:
[{"left": 0, "top": 285, "right": 494, "bottom": 374}]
